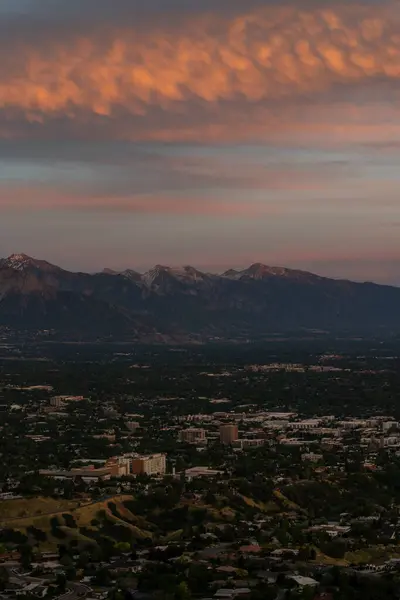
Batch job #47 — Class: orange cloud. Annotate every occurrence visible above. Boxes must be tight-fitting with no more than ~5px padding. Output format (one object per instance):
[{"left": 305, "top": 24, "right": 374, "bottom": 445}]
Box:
[{"left": 0, "top": 2, "right": 399, "bottom": 141}]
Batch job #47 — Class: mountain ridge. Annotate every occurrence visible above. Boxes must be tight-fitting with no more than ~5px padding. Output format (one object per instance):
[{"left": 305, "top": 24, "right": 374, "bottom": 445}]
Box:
[
  {"left": 0, "top": 253, "right": 390, "bottom": 287},
  {"left": 1, "top": 253, "right": 400, "bottom": 341}
]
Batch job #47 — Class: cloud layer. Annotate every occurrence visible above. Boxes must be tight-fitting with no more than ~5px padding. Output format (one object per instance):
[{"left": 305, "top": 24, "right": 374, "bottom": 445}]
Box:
[
  {"left": 0, "top": 1, "right": 399, "bottom": 141},
  {"left": 1, "top": 0, "right": 400, "bottom": 283}
]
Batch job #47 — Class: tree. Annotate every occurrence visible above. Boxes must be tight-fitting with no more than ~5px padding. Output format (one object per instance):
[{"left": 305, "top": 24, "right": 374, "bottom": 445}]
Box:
[
  {"left": 77, "top": 550, "right": 91, "bottom": 568},
  {"left": 60, "top": 554, "right": 74, "bottom": 569},
  {"left": 322, "top": 539, "right": 347, "bottom": 560},
  {"left": 19, "top": 543, "right": 33, "bottom": 571},
  {"left": 186, "top": 563, "right": 211, "bottom": 594},
  {"left": 175, "top": 581, "right": 191, "bottom": 600},
  {"left": 114, "top": 542, "right": 131, "bottom": 554},
  {"left": 0, "top": 566, "right": 9, "bottom": 591},
  {"left": 56, "top": 573, "right": 67, "bottom": 592},
  {"left": 297, "top": 546, "right": 315, "bottom": 561},
  {"left": 93, "top": 566, "right": 112, "bottom": 586}
]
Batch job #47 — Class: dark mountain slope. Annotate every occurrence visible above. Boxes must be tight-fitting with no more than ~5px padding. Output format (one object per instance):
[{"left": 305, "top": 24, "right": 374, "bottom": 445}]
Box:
[{"left": 1, "top": 254, "right": 400, "bottom": 339}]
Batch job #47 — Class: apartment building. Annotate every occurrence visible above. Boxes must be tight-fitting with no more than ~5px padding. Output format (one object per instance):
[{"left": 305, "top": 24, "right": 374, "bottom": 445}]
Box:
[{"left": 131, "top": 453, "right": 166, "bottom": 476}]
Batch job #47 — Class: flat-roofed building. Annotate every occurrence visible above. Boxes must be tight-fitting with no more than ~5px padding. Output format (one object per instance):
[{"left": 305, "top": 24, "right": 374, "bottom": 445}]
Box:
[
  {"left": 105, "top": 456, "right": 130, "bottom": 476},
  {"left": 39, "top": 466, "right": 112, "bottom": 482},
  {"left": 50, "top": 395, "right": 84, "bottom": 407},
  {"left": 179, "top": 428, "right": 206, "bottom": 444},
  {"left": 184, "top": 466, "right": 223, "bottom": 481},
  {"left": 220, "top": 424, "right": 239, "bottom": 444},
  {"left": 131, "top": 453, "right": 166, "bottom": 476},
  {"left": 291, "top": 419, "right": 322, "bottom": 430}
]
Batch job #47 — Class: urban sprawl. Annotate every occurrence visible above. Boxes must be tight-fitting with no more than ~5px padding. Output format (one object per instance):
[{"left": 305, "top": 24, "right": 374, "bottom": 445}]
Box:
[{"left": 2, "top": 342, "right": 400, "bottom": 600}]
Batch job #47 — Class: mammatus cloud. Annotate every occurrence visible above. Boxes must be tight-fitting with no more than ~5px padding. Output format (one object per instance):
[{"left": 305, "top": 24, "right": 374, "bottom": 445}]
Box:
[{"left": 0, "top": 2, "right": 399, "bottom": 141}]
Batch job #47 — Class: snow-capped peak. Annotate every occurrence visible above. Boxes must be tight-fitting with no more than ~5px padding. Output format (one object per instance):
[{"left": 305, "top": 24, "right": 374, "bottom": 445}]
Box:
[
  {"left": 102, "top": 268, "right": 119, "bottom": 275},
  {"left": 222, "top": 264, "right": 276, "bottom": 280},
  {"left": 3, "top": 253, "right": 36, "bottom": 271},
  {"left": 142, "top": 265, "right": 169, "bottom": 287},
  {"left": 1, "top": 253, "right": 58, "bottom": 272},
  {"left": 169, "top": 266, "right": 208, "bottom": 281},
  {"left": 244, "top": 263, "right": 286, "bottom": 279},
  {"left": 222, "top": 268, "right": 241, "bottom": 280},
  {"left": 223, "top": 263, "right": 318, "bottom": 281},
  {"left": 142, "top": 265, "right": 209, "bottom": 288},
  {"left": 121, "top": 269, "right": 142, "bottom": 282}
]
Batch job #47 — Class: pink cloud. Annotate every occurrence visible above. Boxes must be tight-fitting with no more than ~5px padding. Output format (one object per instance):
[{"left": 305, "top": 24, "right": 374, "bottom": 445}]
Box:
[
  {"left": 0, "top": 2, "right": 399, "bottom": 143},
  {"left": 0, "top": 184, "right": 279, "bottom": 216}
]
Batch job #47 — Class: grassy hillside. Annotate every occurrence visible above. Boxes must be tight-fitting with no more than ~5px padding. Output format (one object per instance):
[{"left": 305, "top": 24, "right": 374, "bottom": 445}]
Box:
[
  {"left": 0, "top": 497, "right": 80, "bottom": 522},
  {"left": 0, "top": 495, "right": 154, "bottom": 550}
]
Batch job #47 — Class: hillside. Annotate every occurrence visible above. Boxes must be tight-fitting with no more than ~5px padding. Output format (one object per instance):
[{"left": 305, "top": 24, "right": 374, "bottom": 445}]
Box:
[{"left": 0, "top": 496, "right": 154, "bottom": 550}]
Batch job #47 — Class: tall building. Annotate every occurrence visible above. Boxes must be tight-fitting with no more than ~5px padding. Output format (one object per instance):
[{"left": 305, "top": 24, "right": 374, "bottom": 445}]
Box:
[
  {"left": 131, "top": 453, "right": 166, "bottom": 476},
  {"left": 179, "top": 428, "right": 206, "bottom": 444},
  {"left": 50, "top": 396, "right": 64, "bottom": 408},
  {"left": 220, "top": 424, "right": 239, "bottom": 444}
]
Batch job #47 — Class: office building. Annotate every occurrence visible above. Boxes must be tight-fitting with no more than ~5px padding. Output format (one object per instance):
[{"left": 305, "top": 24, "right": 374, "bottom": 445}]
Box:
[
  {"left": 220, "top": 424, "right": 239, "bottom": 444},
  {"left": 179, "top": 428, "right": 206, "bottom": 444}
]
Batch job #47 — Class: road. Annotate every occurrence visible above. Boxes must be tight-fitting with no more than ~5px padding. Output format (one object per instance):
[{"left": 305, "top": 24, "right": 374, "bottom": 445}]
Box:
[{"left": 59, "top": 582, "right": 92, "bottom": 600}]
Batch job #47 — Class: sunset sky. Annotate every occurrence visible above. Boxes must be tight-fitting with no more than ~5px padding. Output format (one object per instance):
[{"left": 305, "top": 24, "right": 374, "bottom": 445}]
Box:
[{"left": 1, "top": 0, "right": 400, "bottom": 283}]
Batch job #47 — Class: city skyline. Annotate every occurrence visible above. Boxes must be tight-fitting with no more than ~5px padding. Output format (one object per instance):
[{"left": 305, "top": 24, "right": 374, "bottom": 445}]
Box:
[{"left": 1, "top": 1, "right": 400, "bottom": 284}]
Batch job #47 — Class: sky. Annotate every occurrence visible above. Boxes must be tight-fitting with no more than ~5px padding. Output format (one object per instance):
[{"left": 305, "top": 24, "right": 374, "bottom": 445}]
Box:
[{"left": 1, "top": 0, "right": 400, "bottom": 283}]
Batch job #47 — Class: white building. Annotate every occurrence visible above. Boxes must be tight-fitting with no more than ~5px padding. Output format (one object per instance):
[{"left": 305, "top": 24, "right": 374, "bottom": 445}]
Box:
[
  {"left": 291, "top": 419, "right": 322, "bottom": 430},
  {"left": 338, "top": 420, "right": 368, "bottom": 429}
]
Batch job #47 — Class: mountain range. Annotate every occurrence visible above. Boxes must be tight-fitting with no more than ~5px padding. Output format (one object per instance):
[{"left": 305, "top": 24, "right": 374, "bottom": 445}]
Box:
[{"left": 1, "top": 253, "right": 400, "bottom": 341}]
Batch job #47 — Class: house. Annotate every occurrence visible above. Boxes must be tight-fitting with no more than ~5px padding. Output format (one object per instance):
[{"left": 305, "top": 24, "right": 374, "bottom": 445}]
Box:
[
  {"left": 214, "top": 590, "right": 237, "bottom": 599},
  {"left": 214, "top": 589, "right": 251, "bottom": 599},
  {"left": 216, "top": 566, "right": 237, "bottom": 574},
  {"left": 256, "top": 571, "right": 278, "bottom": 584},
  {"left": 271, "top": 548, "right": 299, "bottom": 558},
  {"left": 239, "top": 544, "right": 261, "bottom": 554},
  {"left": 16, "top": 582, "right": 48, "bottom": 597},
  {"left": 288, "top": 575, "right": 318, "bottom": 589}
]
